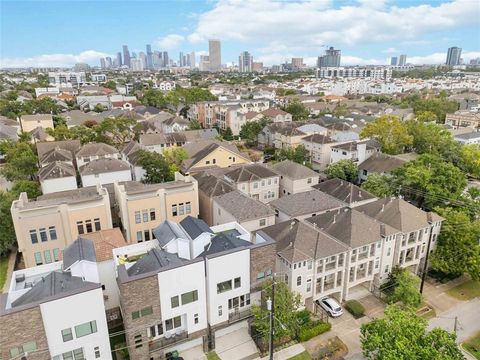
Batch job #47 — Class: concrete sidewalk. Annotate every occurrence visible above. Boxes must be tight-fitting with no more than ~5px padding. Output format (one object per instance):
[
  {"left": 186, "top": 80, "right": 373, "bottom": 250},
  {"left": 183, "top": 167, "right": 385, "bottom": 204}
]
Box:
[{"left": 257, "top": 343, "right": 306, "bottom": 360}]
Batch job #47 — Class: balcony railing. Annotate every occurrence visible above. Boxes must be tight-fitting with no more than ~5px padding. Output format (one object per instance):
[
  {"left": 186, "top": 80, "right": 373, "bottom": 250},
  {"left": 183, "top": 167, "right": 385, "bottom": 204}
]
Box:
[
  {"left": 324, "top": 281, "right": 335, "bottom": 291},
  {"left": 358, "top": 252, "right": 369, "bottom": 261},
  {"left": 149, "top": 331, "right": 188, "bottom": 352},
  {"left": 228, "top": 308, "right": 252, "bottom": 323},
  {"left": 325, "top": 262, "right": 336, "bottom": 271}
]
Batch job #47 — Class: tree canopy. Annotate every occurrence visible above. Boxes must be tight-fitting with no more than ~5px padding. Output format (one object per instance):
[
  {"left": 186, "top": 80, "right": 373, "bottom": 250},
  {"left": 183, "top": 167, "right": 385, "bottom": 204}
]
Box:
[
  {"left": 361, "top": 173, "right": 396, "bottom": 198},
  {"left": 239, "top": 117, "right": 268, "bottom": 146},
  {"left": 382, "top": 266, "right": 422, "bottom": 308},
  {"left": 136, "top": 150, "right": 173, "bottom": 184},
  {"left": 276, "top": 145, "right": 310, "bottom": 166},
  {"left": 0, "top": 141, "right": 38, "bottom": 181},
  {"left": 325, "top": 159, "right": 358, "bottom": 182},
  {"left": 360, "top": 115, "right": 413, "bottom": 155},
  {"left": 282, "top": 99, "right": 310, "bottom": 121}
]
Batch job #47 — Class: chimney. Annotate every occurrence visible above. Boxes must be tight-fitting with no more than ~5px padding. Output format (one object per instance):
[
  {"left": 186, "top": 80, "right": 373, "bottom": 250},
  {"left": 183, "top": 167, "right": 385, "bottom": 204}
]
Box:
[
  {"left": 381, "top": 203, "right": 385, "bottom": 212},
  {"left": 358, "top": 190, "right": 362, "bottom": 198},
  {"left": 333, "top": 214, "right": 336, "bottom": 224}
]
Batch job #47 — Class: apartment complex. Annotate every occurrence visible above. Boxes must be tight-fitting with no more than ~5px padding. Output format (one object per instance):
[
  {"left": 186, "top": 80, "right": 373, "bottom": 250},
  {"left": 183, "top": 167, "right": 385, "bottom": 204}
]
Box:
[
  {"left": 11, "top": 186, "right": 112, "bottom": 268},
  {"left": 317, "top": 66, "right": 392, "bottom": 80}
]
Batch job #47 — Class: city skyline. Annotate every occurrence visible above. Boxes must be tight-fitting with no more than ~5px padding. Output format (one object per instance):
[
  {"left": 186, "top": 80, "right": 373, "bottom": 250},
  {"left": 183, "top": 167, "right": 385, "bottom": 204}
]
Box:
[{"left": 1, "top": 0, "right": 479, "bottom": 68}]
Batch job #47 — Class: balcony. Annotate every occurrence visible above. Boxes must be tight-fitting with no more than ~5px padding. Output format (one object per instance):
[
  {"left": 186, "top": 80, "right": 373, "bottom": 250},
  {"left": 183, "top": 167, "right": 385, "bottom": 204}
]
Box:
[
  {"left": 325, "top": 262, "right": 336, "bottom": 271},
  {"left": 149, "top": 331, "right": 188, "bottom": 352},
  {"left": 358, "top": 252, "right": 369, "bottom": 261},
  {"left": 324, "top": 281, "right": 335, "bottom": 291},
  {"left": 228, "top": 308, "right": 252, "bottom": 323}
]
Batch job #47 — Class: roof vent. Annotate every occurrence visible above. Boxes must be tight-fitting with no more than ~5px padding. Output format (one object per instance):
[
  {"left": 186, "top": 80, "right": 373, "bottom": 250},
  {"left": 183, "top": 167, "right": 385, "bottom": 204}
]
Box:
[
  {"left": 381, "top": 203, "right": 385, "bottom": 212},
  {"left": 333, "top": 214, "right": 336, "bottom": 224}
]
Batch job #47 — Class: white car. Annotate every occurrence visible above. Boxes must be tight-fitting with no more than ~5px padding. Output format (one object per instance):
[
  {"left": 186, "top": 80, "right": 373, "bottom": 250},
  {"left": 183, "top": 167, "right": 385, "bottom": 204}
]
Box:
[{"left": 316, "top": 297, "right": 343, "bottom": 317}]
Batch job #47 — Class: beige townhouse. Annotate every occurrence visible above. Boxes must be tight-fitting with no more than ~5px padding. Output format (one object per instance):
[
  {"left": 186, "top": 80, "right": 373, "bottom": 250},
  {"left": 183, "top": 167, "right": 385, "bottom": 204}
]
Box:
[
  {"left": 114, "top": 173, "right": 199, "bottom": 243},
  {"left": 11, "top": 186, "right": 113, "bottom": 268},
  {"left": 269, "top": 160, "right": 320, "bottom": 196}
]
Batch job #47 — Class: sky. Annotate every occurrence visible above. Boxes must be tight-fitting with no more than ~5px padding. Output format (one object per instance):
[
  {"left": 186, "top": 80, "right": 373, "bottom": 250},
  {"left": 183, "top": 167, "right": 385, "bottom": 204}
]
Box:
[{"left": 1, "top": 0, "right": 479, "bottom": 68}]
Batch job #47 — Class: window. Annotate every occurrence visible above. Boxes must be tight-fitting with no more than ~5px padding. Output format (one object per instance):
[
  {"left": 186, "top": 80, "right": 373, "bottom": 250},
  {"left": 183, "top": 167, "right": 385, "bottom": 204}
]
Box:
[
  {"left": 165, "top": 316, "right": 182, "bottom": 331},
  {"left": 253, "top": 182, "right": 258, "bottom": 189},
  {"left": 34, "top": 252, "right": 43, "bottom": 265},
  {"left": 206, "top": 160, "right": 210, "bottom": 165},
  {"left": 212, "top": 158, "right": 216, "bottom": 164},
  {"left": 218, "top": 306, "right": 223, "bottom": 316},
  {"left": 259, "top": 219, "right": 266, "bottom": 227},
  {"left": 387, "top": 248, "right": 391, "bottom": 256},
  {"left": 44, "top": 250, "right": 52, "bottom": 264},
  {"left": 150, "top": 209, "right": 156, "bottom": 221},
  {"left": 306, "top": 278, "right": 312, "bottom": 292},
  {"left": 172, "top": 204, "right": 178, "bottom": 216},
  {"left": 171, "top": 295, "right": 179, "bottom": 308},
  {"left": 179, "top": 203, "right": 185, "bottom": 215},
  {"left": 375, "top": 260, "right": 379, "bottom": 269},
  {"left": 307, "top": 260, "right": 313, "bottom": 270},
  {"left": 85, "top": 220, "right": 92, "bottom": 233},
  {"left": 53, "top": 248, "right": 60, "bottom": 261},
  {"left": 194, "top": 313, "right": 199, "bottom": 324},
  {"left": 256, "top": 271, "right": 265, "bottom": 280},
  {"left": 62, "top": 328, "right": 73, "bottom": 342},
  {"left": 94, "top": 218, "right": 101, "bottom": 231},
  {"left": 181, "top": 290, "right": 198, "bottom": 305},
  {"left": 234, "top": 277, "right": 241, "bottom": 288},
  {"left": 217, "top": 280, "right": 232, "bottom": 293},
  {"left": 94, "top": 346, "right": 100, "bottom": 358},
  {"left": 385, "top": 265, "right": 389, "bottom": 273},
  {"left": 296, "top": 276, "right": 302, "bottom": 286},
  {"left": 49, "top": 226, "right": 57, "bottom": 240},
  {"left": 30, "top": 230, "right": 38, "bottom": 244},
  {"left": 136, "top": 231, "right": 143, "bottom": 242},
  {"left": 144, "top": 230, "right": 150, "bottom": 241},
  {"left": 74, "top": 320, "right": 97, "bottom": 338},
  {"left": 141, "top": 307, "right": 153, "bottom": 316},
  {"left": 142, "top": 210, "right": 148, "bottom": 223},
  {"left": 77, "top": 221, "right": 84, "bottom": 234},
  {"left": 135, "top": 211, "right": 141, "bottom": 224},
  {"left": 23, "top": 341, "right": 37, "bottom": 353},
  {"left": 39, "top": 228, "right": 47, "bottom": 242},
  {"left": 185, "top": 202, "right": 191, "bottom": 214},
  {"left": 134, "top": 334, "right": 142, "bottom": 348},
  {"left": 307, "top": 178, "right": 312, "bottom": 184}
]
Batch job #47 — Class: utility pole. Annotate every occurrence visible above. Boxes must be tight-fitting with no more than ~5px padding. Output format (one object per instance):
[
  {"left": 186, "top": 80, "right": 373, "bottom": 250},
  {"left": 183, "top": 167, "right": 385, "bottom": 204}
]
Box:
[
  {"left": 454, "top": 316, "right": 458, "bottom": 334},
  {"left": 420, "top": 222, "right": 435, "bottom": 294},
  {"left": 267, "top": 280, "right": 275, "bottom": 360}
]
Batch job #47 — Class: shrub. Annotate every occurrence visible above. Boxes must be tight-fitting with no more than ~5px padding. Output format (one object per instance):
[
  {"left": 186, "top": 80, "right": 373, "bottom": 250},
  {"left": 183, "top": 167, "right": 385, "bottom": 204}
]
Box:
[
  {"left": 298, "top": 322, "right": 331, "bottom": 342},
  {"left": 296, "top": 309, "right": 311, "bottom": 326},
  {"left": 344, "top": 300, "right": 365, "bottom": 318}
]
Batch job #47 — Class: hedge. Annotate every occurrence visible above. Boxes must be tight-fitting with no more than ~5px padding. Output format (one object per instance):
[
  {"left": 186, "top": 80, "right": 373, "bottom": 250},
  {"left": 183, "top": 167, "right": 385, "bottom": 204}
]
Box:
[
  {"left": 298, "top": 322, "right": 331, "bottom": 342},
  {"left": 344, "top": 300, "right": 365, "bottom": 318}
]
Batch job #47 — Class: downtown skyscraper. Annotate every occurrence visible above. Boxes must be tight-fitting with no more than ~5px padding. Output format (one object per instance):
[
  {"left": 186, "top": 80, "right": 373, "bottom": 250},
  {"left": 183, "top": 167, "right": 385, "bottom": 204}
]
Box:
[
  {"left": 317, "top": 47, "right": 341, "bottom": 68},
  {"left": 446, "top": 46, "right": 462, "bottom": 66},
  {"left": 122, "top": 45, "right": 131, "bottom": 68},
  {"left": 208, "top": 39, "right": 221, "bottom": 72},
  {"left": 239, "top": 51, "right": 253, "bottom": 72},
  {"left": 146, "top": 44, "right": 153, "bottom": 69}
]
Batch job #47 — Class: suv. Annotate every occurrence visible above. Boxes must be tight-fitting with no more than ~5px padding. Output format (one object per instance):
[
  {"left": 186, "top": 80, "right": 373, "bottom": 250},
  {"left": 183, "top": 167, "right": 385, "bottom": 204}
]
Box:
[{"left": 316, "top": 297, "right": 343, "bottom": 317}]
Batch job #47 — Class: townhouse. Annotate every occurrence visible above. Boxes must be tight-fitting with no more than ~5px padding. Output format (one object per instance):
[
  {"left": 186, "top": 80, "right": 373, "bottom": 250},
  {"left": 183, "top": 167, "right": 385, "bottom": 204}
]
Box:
[
  {"left": 329, "top": 139, "right": 380, "bottom": 165},
  {"left": 19, "top": 114, "right": 54, "bottom": 133},
  {"left": 80, "top": 158, "right": 132, "bottom": 187},
  {"left": 75, "top": 142, "right": 120, "bottom": 168},
  {"left": 313, "top": 178, "right": 377, "bottom": 208},
  {"left": 114, "top": 173, "right": 199, "bottom": 243},
  {"left": 114, "top": 218, "right": 275, "bottom": 359},
  {"left": 139, "top": 129, "right": 218, "bottom": 154},
  {"left": 301, "top": 133, "right": 337, "bottom": 170},
  {"left": 0, "top": 242, "right": 112, "bottom": 360},
  {"left": 38, "top": 161, "right": 78, "bottom": 194},
  {"left": 269, "top": 160, "right": 320, "bottom": 196},
  {"left": 261, "top": 108, "right": 292, "bottom": 123},
  {"left": 358, "top": 152, "right": 409, "bottom": 182},
  {"left": 11, "top": 186, "right": 113, "bottom": 268}
]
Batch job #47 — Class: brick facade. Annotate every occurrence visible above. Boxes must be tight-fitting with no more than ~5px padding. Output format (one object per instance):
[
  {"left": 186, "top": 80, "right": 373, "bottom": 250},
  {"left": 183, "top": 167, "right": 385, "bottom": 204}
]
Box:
[
  {"left": 0, "top": 306, "right": 50, "bottom": 360},
  {"left": 250, "top": 242, "right": 277, "bottom": 291}
]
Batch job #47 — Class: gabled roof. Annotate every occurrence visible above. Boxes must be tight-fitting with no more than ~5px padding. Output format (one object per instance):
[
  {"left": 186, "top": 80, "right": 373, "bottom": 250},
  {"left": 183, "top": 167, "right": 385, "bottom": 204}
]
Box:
[
  {"left": 63, "top": 238, "right": 96, "bottom": 269},
  {"left": 355, "top": 197, "right": 444, "bottom": 233},
  {"left": 40, "top": 147, "right": 73, "bottom": 164},
  {"left": 270, "top": 160, "right": 318, "bottom": 180},
  {"left": 38, "top": 161, "right": 76, "bottom": 180},
  {"left": 306, "top": 208, "right": 398, "bottom": 248},
  {"left": 11, "top": 271, "right": 98, "bottom": 308},
  {"left": 301, "top": 133, "right": 335, "bottom": 144},
  {"left": 76, "top": 142, "right": 119, "bottom": 158},
  {"left": 199, "top": 232, "right": 251, "bottom": 257},
  {"left": 179, "top": 216, "right": 213, "bottom": 239},
  {"left": 213, "top": 190, "right": 274, "bottom": 222},
  {"left": 359, "top": 152, "right": 407, "bottom": 173},
  {"left": 269, "top": 189, "right": 345, "bottom": 217},
  {"left": 126, "top": 248, "right": 183, "bottom": 276},
  {"left": 313, "top": 178, "right": 376, "bottom": 205},
  {"left": 79, "top": 158, "right": 130, "bottom": 176},
  {"left": 261, "top": 108, "right": 288, "bottom": 117},
  {"left": 195, "top": 173, "right": 235, "bottom": 198},
  {"left": 21, "top": 114, "right": 53, "bottom": 122},
  {"left": 224, "top": 164, "right": 278, "bottom": 183},
  {"left": 153, "top": 220, "right": 191, "bottom": 247}
]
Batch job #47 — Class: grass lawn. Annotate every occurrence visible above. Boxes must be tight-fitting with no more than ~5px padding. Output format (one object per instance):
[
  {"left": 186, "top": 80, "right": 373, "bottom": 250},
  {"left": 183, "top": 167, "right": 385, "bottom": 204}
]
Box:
[
  {"left": 463, "top": 331, "right": 480, "bottom": 360},
  {"left": 446, "top": 280, "right": 480, "bottom": 301},
  {"left": 207, "top": 352, "right": 221, "bottom": 360},
  {"left": 288, "top": 351, "right": 312, "bottom": 360},
  {"left": 0, "top": 255, "right": 9, "bottom": 292}
]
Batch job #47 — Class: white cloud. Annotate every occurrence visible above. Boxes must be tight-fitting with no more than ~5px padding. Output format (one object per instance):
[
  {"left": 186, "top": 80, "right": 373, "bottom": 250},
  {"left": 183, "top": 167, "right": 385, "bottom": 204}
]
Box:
[
  {"left": 188, "top": 0, "right": 478, "bottom": 54},
  {"left": 382, "top": 47, "right": 398, "bottom": 54},
  {"left": 157, "top": 34, "right": 185, "bottom": 49},
  {"left": 408, "top": 51, "right": 480, "bottom": 64},
  {"left": 0, "top": 50, "right": 111, "bottom": 68}
]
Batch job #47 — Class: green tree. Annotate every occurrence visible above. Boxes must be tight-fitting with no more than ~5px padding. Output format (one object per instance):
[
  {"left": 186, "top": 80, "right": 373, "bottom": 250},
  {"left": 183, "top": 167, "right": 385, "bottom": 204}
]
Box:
[
  {"left": 361, "top": 173, "right": 396, "bottom": 197},
  {"left": 103, "top": 80, "right": 117, "bottom": 90},
  {"left": 382, "top": 267, "right": 422, "bottom": 308},
  {"left": 93, "top": 103, "right": 106, "bottom": 113},
  {"left": 406, "top": 120, "right": 457, "bottom": 156},
  {"left": 361, "top": 305, "right": 464, "bottom": 360},
  {"left": 333, "top": 103, "right": 349, "bottom": 117},
  {"left": 360, "top": 115, "right": 413, "bottom": 155},
  {"left": 70, "top": 125, "right": 96, "bottom": 144},
  {"left": 282, "top": 100, "right": 309, "bottom": 121},
  {"left": 11, "top": 180, "right": 42, "bottom": 199},
  {"left": 188, "top": 120, "right": 202, "bottom": 130},
  {"left": 459, "top": 144, "right": 480, "bottom": 178},
  {"left": 251, "top": 279, "right": 301, "bottom": 342},
  {"left": 430, "top": 207, "right": 480, "bottom": 280},
  {"left": 223, "top": 127, "right": 234, "bottom": 141},
  {"left": 0, "top": 191, "right": 16, "bottom": 255},
  {"left": 412, "top": 97, "right": 458, "bottom": 123},
  {"left": 325, "top": 160, "right": 358, "bottom": 182},
  {"left": 416, "top": 111, "right": 438, "bottom": 123},
  {"left": 239, "top": 118, "right": 268, "bottom": 146},
  {"left": 0, "top": 141, "right": 38, "bottom": 181},
  {"left": 162, "top": 147, "right": 188, "bottom": 171},
  {"left": 46, "top": 125, "right": 74, "bottom": 141},
  {"left": 276, "top": 145, "right": 310, "bottom": 166},
  {"left": 94, "top": 116, "right": 140, "bottom": 147},
  {"left": 136, "top": 150, "right": 173, "bottom": 183}
]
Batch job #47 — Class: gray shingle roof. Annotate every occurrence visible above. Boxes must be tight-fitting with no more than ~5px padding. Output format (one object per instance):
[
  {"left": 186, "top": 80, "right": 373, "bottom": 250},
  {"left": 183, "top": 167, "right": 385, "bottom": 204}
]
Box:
[
  {"left": 63, "top": 238, "right": 97, "bottom": 269},
  {"left": 195, "top": 174, "right": 235, "bottom": 198},
  {"left": 270, "top": 160, "right": 318, "bottom": 180},
  {"left": 37, "top": 140, "right": 81, "bottom": 160},
  {"left": 224, "top": 164, "right": 278, "bottom": 183},
  {"left": 76, "top": 142, "right": 119, "bottom": 158},
  {"left": 313, "top": 178, "right": 376, "bottom": 205},
  {"left": 214, "top": 190, "right": 274, "bottom": 222},
  {"left": 79, "top": 158, "right": 130, "bottom": 175},
  {"left": 179, "top": 216, "right": 213, "bottom": 239},
  {"left": 126, "top": 248, "right": 183, "bottom": 276},
  {"left": 359, "top": 152, "right": 407, "bottom": 173},
  {"left": 38, "top": 161, "right": 76, "bottom": 180},
  {"left": 152, "top": 220, "right": 191, "bottom": 247},
  {"left": 200, "top": 232, "right": 251, "bottom": 256},
  {"left": 269, "top": 189, "right": 345, "bottom": 217},
  {"left": 40, "top": 147, "right": 73, "bottom": 164}
]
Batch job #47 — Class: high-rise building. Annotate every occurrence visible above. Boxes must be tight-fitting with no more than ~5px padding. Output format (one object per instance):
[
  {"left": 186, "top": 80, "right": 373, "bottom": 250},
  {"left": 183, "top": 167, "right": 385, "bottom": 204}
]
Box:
[
  {"left": 317, "top": 47, "right": 341, "bottom": 68},
  {"left": 116, "top": 52, "right": 122, "bottom": 67},
  {"left": 105, "top": 57, "right": 112, "bottom": 68},
  {"left": 252, "top": 62, "right": 263, "bottom": 72},
  {"left": 122, "top": 45, "right": 131, "bottom": 68},
  {"left": 398, "top": 54, "right": 407, "bottom": 66},
  {"left": 131, "top": 58, "right": 144, "bottom": 72},
  {"left": 239, "top": 51, "right": 253, "bottom": 73},
  {"left": 179, "top": 52, "right": 184, "bottom": 67},
  {"left": 200, "top": 55, "right": 210, "bottom": 71},
  {"left": 291, "top": 58, "right": 304, "bottom": 69},
  {"left": 190, "top": 52, "right": 196, "bottom": 68},
  {"left": 163, "top": 51, "right": 169, "bottom": 68},
  {"left": 390, "top": 57, "right": 398, "bottom": 66},
  {"left": 100, "top": 58, "right": 106, "bottom": 69},
  {"left": 139, "top": 52, "right": 147, "bottom": 69},
  {"left": 146, "top": 44, "right": 153, "bottom": 70},
  {"left": 208, "top": 39, "right": 221, "bottom": 72},
  {"left": 446, "top": 47, "right": 462, "bottom": 66}
]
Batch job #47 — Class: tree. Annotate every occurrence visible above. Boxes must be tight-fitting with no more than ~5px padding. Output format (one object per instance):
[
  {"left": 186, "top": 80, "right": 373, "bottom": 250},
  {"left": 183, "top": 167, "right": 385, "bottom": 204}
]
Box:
[
  {"left": 93, "top": 103, "right": 106, "bottom": 113},
  {"left": 282, "top": 99, "right": 309, "bottom": 121},
  {"left": 361, "top": 305, "right": 464, "bottom": 360},
  {"left": 360, "top": 115, "right": 413, "bottom": 155},
  {"left": 223, "top": 127, "right": 234, "bottom": 141},
  {"left": 459, "top": 144, "right": 480, "bottom": 178},
  {"left": 136, "top": 150, "right": 173, "bottom": 183},
  {"left": 382, "top": 267, "right": 422, "bottom": 308},
  {"left": 361, "top": 173, "right": 395, "bottom": 197},
  {"left": 412, "top": 96, "right": 458, "bottom": 123},
  {"left": 70, "top": 125, "right": 96, "bottom": 144},
  {"left": 416, "top": 111, "right": 437, "bottom": 123},
  {"left": 332, "top": 103, "right": 349, "bottom": 117},
  {"left": 325, "top": 160, "right": 358, "bottom": 182},
  {"left": 188, "top": 120, "right": 202, "bottom": 130},
  {"left": 11, "top": 180, "right": 42, "bottom": 199},
  {"left": 239, "top": 118, "right": 268, "bottom": 146},
  {"left": 46, "top": 125, "right": 73, "bottom": 141},
  {"left": 94, "top": 116, "right": 140, "bottom": 147},
  {"left": 162, "top": 147, "right": 188, "bottom": 177},
  {"left": 0, "top": 141, "right": 38, "bottom": 181},
  {"left": 251, "top": 279, "right": 301, "bottom": 342},
  {"left": 430, "top": 207, "right": 480, "bottom": 280},
  {"left": 103, "top": 80, "right": 117, "bottom": 90},
  {"left": 406, "top": 120, "right": 457, "bottom": 156},
  {"left": 0, "top": 191, "right": 16, "bottom": 255},
  {"left": 276, "top": 145, "right": 310, "bottom": 166}
]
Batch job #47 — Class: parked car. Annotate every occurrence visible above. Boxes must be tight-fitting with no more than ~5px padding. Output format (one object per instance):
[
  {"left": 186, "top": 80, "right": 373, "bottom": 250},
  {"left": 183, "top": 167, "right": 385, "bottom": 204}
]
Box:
[{"left": 316, "top": 296, "right": 343, "bottom": 317}]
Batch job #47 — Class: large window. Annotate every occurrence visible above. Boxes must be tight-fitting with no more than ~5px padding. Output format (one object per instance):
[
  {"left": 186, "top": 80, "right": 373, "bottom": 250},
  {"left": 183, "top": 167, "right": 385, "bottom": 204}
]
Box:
[
  {"left": 34, "top": 252, "right": 42, "bottom": 265},
  {"left": 135, "top": 211, "right": 141, "bottom": 224},
  {"left": 234, "top": 277, "right": 241, "bottom": 288},
  {"left": 165, "top": 316, "right": 182, "bottom": 331},
  {"left": 77, "top": 221, "right": 84, "bottom": 235},
  {"left": 62, "top": 328, "right": 73, "bottom": 342},
  {"left": 44, "top": 250, "right": 52, "bottom": 264},
  {"left": 94, "top": 218, "right": 101, "bottom": 231},
  {"left": 296, "top": 276, "right": 302, "bottom": 286},
  {"left": 148, "top": 323, "right": 163, "bottom": 338},
  {"left": 217, "top": 280, "right": 232, "bottom": 293},
  {"left": 30, "top": 230, "right": 38, "bottom": 244},
  {"left": 179, "top": 203, "right": 185, "bottom": 215},
  {"left": 142, "top": 210, "right": 148, "bottom": 223},
  {"left": 181, "top": 290, "right": 198, "bottom": 305},
  {"left": 39, "top": 228, "right": 48, "bottom": 242},
  {"left": 150, "top": 209, "right": 156, "bottom": 221},
  {"left": 171, "top": 295, "right": 179, "bottom": 308},
  {"left": 74, "top": 320, "right": 97, "bottom": 338},
  {"left": 85, "top": 220, "right": 92, "bottom": 233},
  {"left": 172, "top": 204, "right": 178, "bottom": 216},
  {"left": 185, "top": 202, "right": 191, "bottom": 214},
  {"left": 49, "top": 226, "right": 57, "bottom": 240},
  {"left": 53, "top": 248, "right": 60, "bottom": 261}
]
